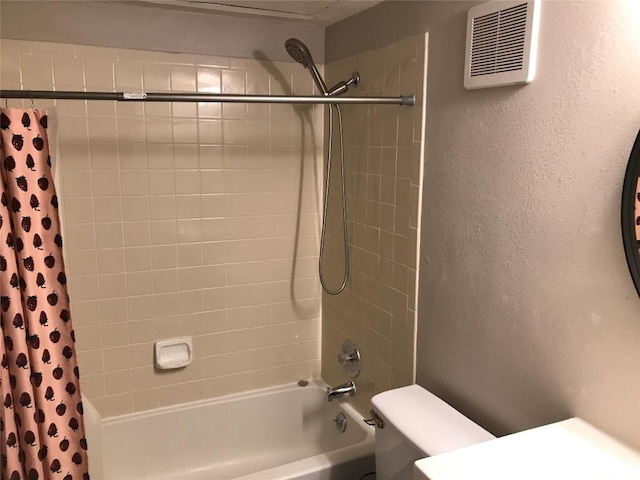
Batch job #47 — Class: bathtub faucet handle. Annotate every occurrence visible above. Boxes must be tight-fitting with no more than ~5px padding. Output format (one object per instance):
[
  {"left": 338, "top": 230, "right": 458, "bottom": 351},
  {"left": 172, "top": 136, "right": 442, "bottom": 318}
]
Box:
[
  {"left": 338, "top": 352, "right": 356, "bottom": 364},
  {"left": 337, "top": 339, "right": 361, "bottom": 378}
]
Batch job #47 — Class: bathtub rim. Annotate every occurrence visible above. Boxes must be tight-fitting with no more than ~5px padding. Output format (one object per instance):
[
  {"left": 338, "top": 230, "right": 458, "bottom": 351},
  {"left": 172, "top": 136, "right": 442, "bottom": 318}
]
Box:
[{"left": 100, "top": 377, "right": 371, "bottom": 428}]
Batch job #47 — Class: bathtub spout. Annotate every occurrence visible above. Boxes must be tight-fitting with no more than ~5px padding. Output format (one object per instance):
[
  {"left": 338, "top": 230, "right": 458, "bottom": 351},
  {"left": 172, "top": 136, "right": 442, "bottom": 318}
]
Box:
[{"left": 327, "top": 381, "right": 356, "bottom": 402}]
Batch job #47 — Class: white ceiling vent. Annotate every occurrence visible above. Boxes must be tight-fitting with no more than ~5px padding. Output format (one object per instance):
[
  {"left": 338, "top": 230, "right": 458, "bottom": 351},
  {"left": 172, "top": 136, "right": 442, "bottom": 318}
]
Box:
[{"left": 464, "top": 0, "right": 541, "bottom": 90}]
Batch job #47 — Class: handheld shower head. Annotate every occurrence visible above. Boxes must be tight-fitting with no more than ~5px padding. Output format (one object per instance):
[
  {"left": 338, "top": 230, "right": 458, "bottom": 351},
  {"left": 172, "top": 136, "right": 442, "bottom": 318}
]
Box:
[
  {"left": 285, "top": 38, "right": 328, "bottom": 95},
  {"left": 285, "top": 38, "right": 313, "bottom": 67},
  {"left": 284, "top": 38, "right": 352, "bottom": 295}
]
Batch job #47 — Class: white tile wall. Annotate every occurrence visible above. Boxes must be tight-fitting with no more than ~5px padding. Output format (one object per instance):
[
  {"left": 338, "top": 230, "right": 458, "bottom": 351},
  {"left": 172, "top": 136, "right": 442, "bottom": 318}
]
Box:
[
  {"left": 1, "top": 39, "right": 324, "bottom": 417},
  {"left": 322, "top": 34, "right": 426, "bottom": 415}
]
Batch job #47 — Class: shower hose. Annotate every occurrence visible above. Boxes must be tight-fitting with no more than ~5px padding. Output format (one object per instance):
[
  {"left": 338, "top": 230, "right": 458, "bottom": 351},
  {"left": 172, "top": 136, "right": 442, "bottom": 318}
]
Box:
[{"left": 318, "top": 103, "right": 349, "bottom": 295}]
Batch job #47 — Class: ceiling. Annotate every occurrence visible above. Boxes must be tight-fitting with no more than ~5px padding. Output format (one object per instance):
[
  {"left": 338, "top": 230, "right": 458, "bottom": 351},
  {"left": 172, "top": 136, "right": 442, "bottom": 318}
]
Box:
[{"left": 139, "top": 0, "right": 383, "bottom": 26}]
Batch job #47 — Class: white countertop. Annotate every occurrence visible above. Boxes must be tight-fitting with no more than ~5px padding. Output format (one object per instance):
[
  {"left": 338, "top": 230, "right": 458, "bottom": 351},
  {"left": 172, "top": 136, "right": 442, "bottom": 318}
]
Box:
[{"left": 414, "top": 418, "right": 640, "bottom": 480}]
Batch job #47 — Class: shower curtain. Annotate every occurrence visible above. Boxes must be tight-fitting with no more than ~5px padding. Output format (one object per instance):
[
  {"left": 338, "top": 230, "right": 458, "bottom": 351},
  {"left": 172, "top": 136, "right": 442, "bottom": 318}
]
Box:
[{"left": 0, "top": 109, "right": 89, "bottom": 479}]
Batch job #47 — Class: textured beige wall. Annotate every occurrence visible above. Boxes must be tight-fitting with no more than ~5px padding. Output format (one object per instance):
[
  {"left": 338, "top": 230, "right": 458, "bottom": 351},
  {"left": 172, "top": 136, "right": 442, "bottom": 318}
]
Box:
[
  {"left": 1, "top": 39, "right": 324, "bottom": 417},
  {"left": 322, "top": 34, "right": 425, "bottom": 414},
  {"left": 329, "top": 0, "right": 640, "bottom": 449},
  {"left": 0, "top": 0, "right": 324, "bottom": 63}
]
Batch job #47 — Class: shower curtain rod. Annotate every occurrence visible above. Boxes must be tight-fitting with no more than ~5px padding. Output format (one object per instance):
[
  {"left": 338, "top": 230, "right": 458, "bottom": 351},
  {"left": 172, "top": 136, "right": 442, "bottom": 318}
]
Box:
[{"left": 0, "top": 90, "right": 415, "bottom": 106}]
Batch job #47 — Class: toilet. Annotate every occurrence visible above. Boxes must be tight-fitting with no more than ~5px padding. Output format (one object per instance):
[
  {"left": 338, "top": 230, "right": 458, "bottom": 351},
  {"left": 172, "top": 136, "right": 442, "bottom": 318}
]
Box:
[{"left": 371, "top": 384, "right": 496, "bottom": 480}]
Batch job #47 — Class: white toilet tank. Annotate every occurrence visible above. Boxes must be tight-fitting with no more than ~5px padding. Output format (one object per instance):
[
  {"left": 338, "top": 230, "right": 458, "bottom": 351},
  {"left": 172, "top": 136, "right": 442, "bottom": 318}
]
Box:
[{"left": 371, "top": 385, "right": 495, "bottom": 480}]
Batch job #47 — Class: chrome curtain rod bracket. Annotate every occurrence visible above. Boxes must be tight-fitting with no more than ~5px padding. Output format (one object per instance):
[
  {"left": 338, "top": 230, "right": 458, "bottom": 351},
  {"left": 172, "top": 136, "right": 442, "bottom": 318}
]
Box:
[{"left": 0, "top": 90, "right": 415, "bottom": 106}]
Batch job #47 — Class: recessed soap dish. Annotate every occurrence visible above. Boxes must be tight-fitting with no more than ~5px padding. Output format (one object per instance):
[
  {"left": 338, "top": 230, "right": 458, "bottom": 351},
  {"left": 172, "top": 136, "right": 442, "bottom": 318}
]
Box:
[{"left": 154, "top": 337, "right": 193, "bottom": 370}]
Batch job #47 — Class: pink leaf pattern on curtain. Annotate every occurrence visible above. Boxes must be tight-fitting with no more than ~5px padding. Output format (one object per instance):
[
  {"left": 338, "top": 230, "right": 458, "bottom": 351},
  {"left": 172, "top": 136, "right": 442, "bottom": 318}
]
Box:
[{"left": 0, "top": 109, "right": 89, "bottom": 480}]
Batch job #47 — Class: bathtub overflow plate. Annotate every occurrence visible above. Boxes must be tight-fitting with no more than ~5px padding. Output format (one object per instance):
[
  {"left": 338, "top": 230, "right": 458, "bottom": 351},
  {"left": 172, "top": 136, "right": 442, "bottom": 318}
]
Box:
[{"left": 334, "top": 412, "right": 347, "bottom": 433}]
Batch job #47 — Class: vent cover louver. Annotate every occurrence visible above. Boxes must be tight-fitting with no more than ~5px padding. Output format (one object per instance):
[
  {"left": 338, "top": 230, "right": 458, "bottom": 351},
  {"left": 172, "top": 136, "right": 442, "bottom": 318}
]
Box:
[{"left": 464, "top": 0, "right": 540, "bottom": 89}]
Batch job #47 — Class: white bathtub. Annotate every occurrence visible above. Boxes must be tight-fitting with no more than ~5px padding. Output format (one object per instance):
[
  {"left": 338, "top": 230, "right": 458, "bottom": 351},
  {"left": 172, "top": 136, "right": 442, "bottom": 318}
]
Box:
[{"left": 99, "top": 380, "right": 375, "bottom": 480}]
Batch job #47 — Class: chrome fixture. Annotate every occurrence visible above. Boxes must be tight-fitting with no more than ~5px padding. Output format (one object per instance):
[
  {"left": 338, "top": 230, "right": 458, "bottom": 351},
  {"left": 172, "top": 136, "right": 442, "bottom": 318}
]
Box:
[
  {"left": 338, "top": 338, "right": 361, "bottom": 378},
  {"left": 285, "top": 37, "right": 353, "bottom": 295},
  {"left": 285, "top": 38, "right": 329, "bottom": 95},
  {"left": 285, "top": 38, "right": 360, "bottom": 99},
  {"left": 328, "top": 72, "right": 360, "bottom": 96},
  {"left": 0, "top": 89, "right": 413, "bottom": 105},
  {"left": 327, "top": 381, "right": 356, "bottom": 402},
  {"left": 334, "top": 412, "right": 348, "bottom": 433},
  {"left": 1, "top": 40, "right": 414, "bottom": 107}
]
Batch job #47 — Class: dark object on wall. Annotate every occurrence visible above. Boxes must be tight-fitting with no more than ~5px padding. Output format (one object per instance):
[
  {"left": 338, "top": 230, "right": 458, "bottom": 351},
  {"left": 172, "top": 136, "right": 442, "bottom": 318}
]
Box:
[{"left": 621, "top": 129, "right": 640, "bottom": 297}]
